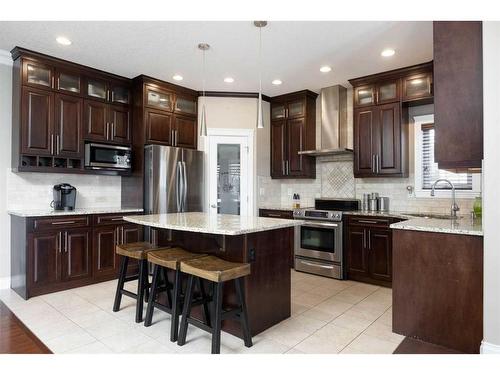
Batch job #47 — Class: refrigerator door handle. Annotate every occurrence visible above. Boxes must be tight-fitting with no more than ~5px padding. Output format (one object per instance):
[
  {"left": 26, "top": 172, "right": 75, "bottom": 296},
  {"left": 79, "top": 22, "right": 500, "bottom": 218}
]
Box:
[
  {"left": 182, "top": 161, "right": 188, "bottom": 212},
  {"left": 176, "top": 161, "right": 182, "bottom": 212}
]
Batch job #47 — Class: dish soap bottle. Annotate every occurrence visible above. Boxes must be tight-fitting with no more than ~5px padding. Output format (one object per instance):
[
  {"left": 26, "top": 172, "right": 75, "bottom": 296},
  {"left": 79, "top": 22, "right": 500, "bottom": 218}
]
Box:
[
  {"left": 293, "top": 194, "right": 301, "bottom": 209},
  {"left": 473, "top": 196, "right": 482, "bottom": 219}
]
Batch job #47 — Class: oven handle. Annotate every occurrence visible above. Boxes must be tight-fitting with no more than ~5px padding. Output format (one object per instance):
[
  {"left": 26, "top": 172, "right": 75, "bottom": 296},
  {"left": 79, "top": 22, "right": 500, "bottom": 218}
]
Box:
[
  {"left": 299, "top": 260, "right": 335, "bottom": 270},
  {"left": 301, "top": 221, "right": 339, "bottom": 229}
]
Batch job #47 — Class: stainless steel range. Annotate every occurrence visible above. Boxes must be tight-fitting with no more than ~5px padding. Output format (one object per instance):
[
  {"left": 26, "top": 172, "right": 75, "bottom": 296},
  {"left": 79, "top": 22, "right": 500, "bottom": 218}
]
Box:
[{"left": 293, "top": 198, "right": 360, "bottom": 279}]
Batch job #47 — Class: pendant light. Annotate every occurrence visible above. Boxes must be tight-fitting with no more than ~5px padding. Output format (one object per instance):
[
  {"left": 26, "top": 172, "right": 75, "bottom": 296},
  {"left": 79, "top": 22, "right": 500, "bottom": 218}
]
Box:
[
  {"left": 254, "top": 21, "right": 267, "bottom": 129},
  {"left": 198, "top": 43, "right": 210, "bottom": 137}
]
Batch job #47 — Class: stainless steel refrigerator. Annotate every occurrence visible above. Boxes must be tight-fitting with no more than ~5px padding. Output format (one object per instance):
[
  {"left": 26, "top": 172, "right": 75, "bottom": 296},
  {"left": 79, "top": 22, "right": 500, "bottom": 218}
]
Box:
[{"left": 144, "top": 145, "right": 205, "bottom": 215}]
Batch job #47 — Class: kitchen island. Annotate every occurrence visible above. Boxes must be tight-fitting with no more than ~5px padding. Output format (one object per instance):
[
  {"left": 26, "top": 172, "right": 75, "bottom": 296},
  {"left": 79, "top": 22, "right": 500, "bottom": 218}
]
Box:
[{"left": 124, "top": 212, "right": 303, "bottom": 337}]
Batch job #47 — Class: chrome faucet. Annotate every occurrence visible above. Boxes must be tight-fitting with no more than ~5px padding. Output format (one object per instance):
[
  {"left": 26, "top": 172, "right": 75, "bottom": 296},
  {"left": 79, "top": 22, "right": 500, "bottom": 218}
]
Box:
[{"left": 430, "top": 179, "right": 460, "bottom": 218}]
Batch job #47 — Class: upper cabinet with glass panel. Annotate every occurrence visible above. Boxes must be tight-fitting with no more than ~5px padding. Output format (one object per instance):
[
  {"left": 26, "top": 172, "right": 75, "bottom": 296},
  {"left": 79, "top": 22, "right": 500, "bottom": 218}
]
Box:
[
  {"left": 377, "top": 80, "right": 400, "bottom": 104},
  {"left": 354, "top": 85, "right": 375, "bottom": 107},
  {"left": 56, "top": 71, "right": 81, "bottom": 93},
  {"left": 271, "top": 103, "right": 286, "bottom": 120},
  {"left": 174, "top": 95, "right": 197, "bottom": 116},
  {"left": 86, "top": 78, "right": 107, "bottom": 100},
  {"left": 110, "top": 84, "right": 130, "bottom": 105},
  {"left": 146, "top": 86, "right": 173, "bottom": 110},
  {"left": 403, "top": 73, "right": 433, "bottom": 101},
  {"left": 23, "top": 60, "right": 53, "bottom": 88}
]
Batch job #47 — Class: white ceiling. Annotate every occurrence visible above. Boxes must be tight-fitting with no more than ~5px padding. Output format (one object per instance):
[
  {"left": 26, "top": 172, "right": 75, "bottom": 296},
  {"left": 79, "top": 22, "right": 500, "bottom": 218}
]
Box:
[{"left": 0, "top": 21, "right": 433, "bottom": 96}]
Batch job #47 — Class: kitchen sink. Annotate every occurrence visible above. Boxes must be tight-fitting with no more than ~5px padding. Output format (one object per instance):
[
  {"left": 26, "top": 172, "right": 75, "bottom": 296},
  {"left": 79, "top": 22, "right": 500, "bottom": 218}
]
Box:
[{"left": 402, "top": 212, "right": 463, "bottom": 220}]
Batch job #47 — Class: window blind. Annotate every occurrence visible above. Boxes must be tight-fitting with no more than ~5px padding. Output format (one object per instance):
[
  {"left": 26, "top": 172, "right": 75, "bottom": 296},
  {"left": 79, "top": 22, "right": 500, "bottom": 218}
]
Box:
[{"left": 421, "top": 124, "right": 472, "bottom": 190}]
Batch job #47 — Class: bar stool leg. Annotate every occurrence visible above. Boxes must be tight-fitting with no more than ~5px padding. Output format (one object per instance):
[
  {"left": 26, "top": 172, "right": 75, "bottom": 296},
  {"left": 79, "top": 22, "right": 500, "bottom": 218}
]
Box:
[
  {"left": 136, "top": 259, "right": 147, "bottom": 323},
  {"left": 162, "top": 268, "right": 173, "bottom": 308},
  {"left": 144, "top": 264, "right": 161, "bottom": 327},
  {"left": 197, "top": 278, "right": 211, "bottom": 327},
  {"left": 235, "top": 278, "right": 252, "bottom": 347},
  {"left": 177, "top": 274, "right": 195, "bottom": 346},
  {"left": 211, "top": 282, "right": 224, "bottom": 354},
  {"left": 170, "top": 269, "right": 182, "bottom": 342},
  {"left": 113, "top": 256, "right": 129, "bottom": 312}
]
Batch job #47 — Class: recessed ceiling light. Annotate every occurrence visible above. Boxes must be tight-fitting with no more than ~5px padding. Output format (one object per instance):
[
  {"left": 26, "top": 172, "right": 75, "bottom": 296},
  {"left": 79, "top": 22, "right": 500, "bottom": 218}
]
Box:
[
  {"left": 272, "top": 79, "right": 282, "bottom": 85},
  {"left": 381, "top": 48, "right": 395, "bottom": 57},
  {"left": 172, "top": 75, "right": 183, "bottom": 81},
  {"left": 320, "top": 66, "right": 332, "bottom": 73},
  {"left": 56, "top": 36, "right": 72, "bottom": 46},
  {"left": 224, "top": 77, "right": 234, "bottom": 83}
]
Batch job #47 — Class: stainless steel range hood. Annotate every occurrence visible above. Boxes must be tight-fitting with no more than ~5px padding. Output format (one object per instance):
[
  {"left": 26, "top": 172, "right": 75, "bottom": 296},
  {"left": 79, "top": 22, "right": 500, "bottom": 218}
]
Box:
[{"left": 299, "top": 85, "right": 353, "bottom": 156}]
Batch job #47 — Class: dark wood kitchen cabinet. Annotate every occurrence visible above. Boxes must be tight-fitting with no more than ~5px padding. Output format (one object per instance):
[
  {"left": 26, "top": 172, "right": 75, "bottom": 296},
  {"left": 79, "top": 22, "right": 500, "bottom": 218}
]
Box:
[
  {"left": 11, "top": 212, "right": 143, "bottom": 299},
  {"left": 349, "top": 62, "right": 432, "bottom": 178},
  {"left": 345, "top": 215, "right": 400, "bottom": 287},
  {"left": 145, "top": 108, "right": 173, "bottom": 145},
  {"left": 11, "top": 47, "right": 132, "bottom": 174},
  {"left": 270, "top": 90, "right": 317, "bottom": 179},
  {"left": 433, "top": 21, "right": 483, "bottom": 171}
]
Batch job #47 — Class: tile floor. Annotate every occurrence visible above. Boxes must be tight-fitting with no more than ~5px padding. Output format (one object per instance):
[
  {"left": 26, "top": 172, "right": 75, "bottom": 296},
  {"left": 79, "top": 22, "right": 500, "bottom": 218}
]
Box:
[{"left": 0, "top": 270, "right": 403, "bottom": 354}]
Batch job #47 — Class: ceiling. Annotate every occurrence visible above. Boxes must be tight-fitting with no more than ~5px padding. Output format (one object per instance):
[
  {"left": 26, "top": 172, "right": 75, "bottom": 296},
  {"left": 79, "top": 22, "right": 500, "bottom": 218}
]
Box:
[{"left": 0, "top": 21, "right": 433, "bottom": 96}]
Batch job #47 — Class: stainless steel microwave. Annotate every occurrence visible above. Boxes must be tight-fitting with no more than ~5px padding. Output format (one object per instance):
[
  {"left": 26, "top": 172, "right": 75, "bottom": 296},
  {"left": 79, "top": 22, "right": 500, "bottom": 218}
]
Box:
[{"left": 84, "top": 143, "right": 132, "bottom": 170}]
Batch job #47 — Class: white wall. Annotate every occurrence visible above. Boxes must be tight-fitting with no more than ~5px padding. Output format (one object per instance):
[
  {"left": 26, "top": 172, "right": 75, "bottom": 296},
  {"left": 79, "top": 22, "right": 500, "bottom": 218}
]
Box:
[
  {"left": 481, "top": 21, "right": 500, "bottom": 354},
  {"left": 0, "top": 51, "right": 13, "bottom": 288},
  {"left": 198, "top": 96, "right": 271, "bottom": 214}
]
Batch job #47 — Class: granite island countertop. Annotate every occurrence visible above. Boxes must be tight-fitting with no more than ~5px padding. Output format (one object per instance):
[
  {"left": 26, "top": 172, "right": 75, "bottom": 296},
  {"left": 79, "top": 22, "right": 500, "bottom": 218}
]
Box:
[
  {"left": 390, "top": 216, "right": 483, "bottom": 236},
  {"left": 124, "top": 212, "right": 304, "bottom": 236},
  {"left": 8, "top": 207, "right": 144, "bottom": 217}
]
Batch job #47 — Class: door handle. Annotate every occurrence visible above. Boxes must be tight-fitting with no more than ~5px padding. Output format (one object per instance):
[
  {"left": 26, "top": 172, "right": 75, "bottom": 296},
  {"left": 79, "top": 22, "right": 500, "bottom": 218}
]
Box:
[
  {"left": 121, "top": 226, "right": 124, "bottom": 244},
  {"left": 50, "top": 134, "right": 54, "bottom": 155},
  {"left": 51, "top": 221, "right": 76, "bottom": 225},
  {"left": 56, "top": 135, "right": 60, "bottom": 155},
  {"left": 210, "top": 204, "right": 217, "bottom": 208},
  {"left": 176, "top": 161, "right": 182, "bottom": 212},
  {"left": 363, "top": 229, "right": 367, "bottom": 249},
  {"left": 182, "top": 161, "right": 188, "bottom": 212},
  {"left": 372, "top": 154, "right": 376, "bottom": 173},
  {"left": 51, "top": 76, "right": 55, "bottom": 89},
  {"left": 58, "top": 231, "right": 62, "bottom": 253},
  {"left": 286, "top": 160, "right": 290, "bottom": 175},
  {"left": 376, "top": 154, "right": 380, "bottom": 174},
  {"left": 282, "top": 160, "right": 286, "bottom": 176},
  {"left": 367, "top": 230, "right": 371, "bottom": 250},
  {"left": 111, "top": 123, "right": 115, "bottom": 140},
  {"left": 111, "top": 91, "right": 115, "bottom": 102},
  {"left": 64, "top": 231, "right": 68, "bottom": 253}
]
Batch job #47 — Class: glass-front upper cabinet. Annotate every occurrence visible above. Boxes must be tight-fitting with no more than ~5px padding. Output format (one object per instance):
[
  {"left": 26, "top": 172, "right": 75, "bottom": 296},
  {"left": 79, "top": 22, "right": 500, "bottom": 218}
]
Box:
[
  {"left": 402, "top": 73, "right": 433, "bottom": 101},
  {"left": 174, "top": 95, "right": 197, "bottom": 116},
  {"left": 287, "top": 99, "right": 305, "bottom": 119},
  {"left": 271, "top": 103, "right": 286, "bottom": 120},
  {"left": 110, "top": 84, "right": 130, "bottom": 105},
  {"left": 377, "top": 80, "right": 400, "bottom": 104},
  {"left": 146, "top": 86, "right": 173, "bottom": 110},
  {"left": 354, "top": 85, "right": 375, "bottom": 107},
  {"left": 23, "top": 60, "right": 53, "bottom": 88},
  {"left": 86, "top": 78, "right": 107, "bottom": 100},
  {"left": 56, "top": 71, "right": 80, "bottom": 93}
]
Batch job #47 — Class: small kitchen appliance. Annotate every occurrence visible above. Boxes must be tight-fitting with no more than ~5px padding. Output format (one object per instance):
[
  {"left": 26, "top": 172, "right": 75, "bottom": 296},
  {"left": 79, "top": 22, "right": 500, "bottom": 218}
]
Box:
[{"left": 52, "top": 183, "right": 76, "bottom": 211}]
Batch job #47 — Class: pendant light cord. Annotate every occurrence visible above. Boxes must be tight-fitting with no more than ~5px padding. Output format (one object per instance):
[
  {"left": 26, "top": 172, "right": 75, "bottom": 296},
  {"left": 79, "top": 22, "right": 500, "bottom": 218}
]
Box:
[
  {"left": 259, "top": 26, "right": 262, "bottom": 95},
  {"left": 202, "top": 48, "right": 206, "bottom": 100}
]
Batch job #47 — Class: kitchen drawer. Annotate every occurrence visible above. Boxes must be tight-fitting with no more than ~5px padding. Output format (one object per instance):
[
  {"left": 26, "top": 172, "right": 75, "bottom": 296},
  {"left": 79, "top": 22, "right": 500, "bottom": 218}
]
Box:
[
  {"left": 29, "top": 215, "right": 90, "bottom": 232},
  {"left": 347, "top": 216, "right": 394, "bottom": 228},
  {"left": 259, "top": 209, "right": 294, "bottom": 219},
  {"left": 93, "top": 213, "right": 130, "bottom": 226}
]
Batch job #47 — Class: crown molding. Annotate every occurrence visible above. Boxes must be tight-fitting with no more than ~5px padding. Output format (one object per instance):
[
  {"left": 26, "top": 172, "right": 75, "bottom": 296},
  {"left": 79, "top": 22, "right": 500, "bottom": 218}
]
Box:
[{"left": 0, "top": 49, "right": 12, "bottom": 66}]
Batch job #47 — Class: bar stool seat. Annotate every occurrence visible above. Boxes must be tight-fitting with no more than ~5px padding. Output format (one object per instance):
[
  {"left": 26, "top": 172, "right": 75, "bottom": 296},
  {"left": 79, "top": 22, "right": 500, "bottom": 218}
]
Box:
[
  {"left": 115, "top": 241, "right": 158, "bottom": 260},
  {"left": 178, "top": 255, "right": 252, "bottom": 354},
  {"left": 180, "top": 255, "right": 250, "bottom": 282},
  {"left": 113, "top": 242, "right": 164, "bottom": 323},
  {"left": 144, "top": 247, "right": 211, "bottom": 342}
]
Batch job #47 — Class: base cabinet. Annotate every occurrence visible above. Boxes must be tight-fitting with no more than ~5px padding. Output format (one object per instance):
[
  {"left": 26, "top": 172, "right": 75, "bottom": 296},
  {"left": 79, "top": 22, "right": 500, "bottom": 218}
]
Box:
[
  {"left": 11, "top": 213, "right": 143, "bottom": 299},
  {"left": 345, "top": 216, "right": 399, "bottom": 287}
]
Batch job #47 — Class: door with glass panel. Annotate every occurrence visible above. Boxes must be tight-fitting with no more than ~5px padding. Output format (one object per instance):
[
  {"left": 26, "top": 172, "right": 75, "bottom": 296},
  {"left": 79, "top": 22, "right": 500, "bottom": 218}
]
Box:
[{"left": 208, "top": 135, "right": 250, "bottom": 216}]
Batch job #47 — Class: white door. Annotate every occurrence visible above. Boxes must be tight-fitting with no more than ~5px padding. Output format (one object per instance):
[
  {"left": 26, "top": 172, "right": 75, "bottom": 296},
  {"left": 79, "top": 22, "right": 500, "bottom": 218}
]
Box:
[{"left": 208, "top": 134, "right": 251, "bottom": 216}]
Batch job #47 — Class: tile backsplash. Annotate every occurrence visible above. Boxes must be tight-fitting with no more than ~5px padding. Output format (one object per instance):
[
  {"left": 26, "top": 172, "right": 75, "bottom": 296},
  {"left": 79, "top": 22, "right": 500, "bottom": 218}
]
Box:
[
  {"left": 6, "top": 171, "right": 121, "bottom": 210},
  {"left": 257, "top": 157, "right": 477, "bottom": 213}
]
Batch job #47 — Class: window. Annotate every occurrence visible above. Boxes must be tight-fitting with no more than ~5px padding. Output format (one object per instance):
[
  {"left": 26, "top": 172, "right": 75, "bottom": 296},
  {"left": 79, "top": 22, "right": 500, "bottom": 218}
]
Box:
[{"left": 414, "top": 114, "right": 481, "bottom": 198}]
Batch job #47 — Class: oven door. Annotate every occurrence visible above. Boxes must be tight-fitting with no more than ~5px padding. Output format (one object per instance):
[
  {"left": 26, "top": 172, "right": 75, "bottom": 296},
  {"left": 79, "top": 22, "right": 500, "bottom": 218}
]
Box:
[
  {"left": 295, "top": 221, "right": 342, "bottom": 262},
  {"left": 85, "top": 143, "right": 131, "bottom": 170}
]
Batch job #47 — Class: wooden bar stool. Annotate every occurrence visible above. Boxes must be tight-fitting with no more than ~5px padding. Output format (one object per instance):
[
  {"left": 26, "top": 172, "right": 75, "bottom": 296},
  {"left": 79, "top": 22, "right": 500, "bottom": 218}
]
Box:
[
  {"left": 113, "top": 241, "right": 160, "bottom": 323},
  {"left": 177, "top": 255, "right": 252, "bottom": 354},
  {"left": 144, "top": 247, "right": 211, "bottom": 342}
]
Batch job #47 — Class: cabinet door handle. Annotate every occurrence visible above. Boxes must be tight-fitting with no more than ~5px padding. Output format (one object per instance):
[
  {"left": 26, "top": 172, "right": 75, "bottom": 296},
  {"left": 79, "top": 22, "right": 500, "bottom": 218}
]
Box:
[
  {"left": 51, "top": 76, "right": 55, "bottom": 89},
  {"left": 121, "top": 226, "right": 124, "bottom": 244},
  {"left": 111, "top": 91, "right": 115, "bottom": 102},
  {"left": 58, "top": 231, "right": 62, "bottom": 253},
  {"left": 282, "top": 160, "right": 286, "bottom": 176},
  {"left": 56, "top": 135, "right": 60, "bottom": 155},
  {"left": 368, "top": 230, "right": 371, "bottom": 250},
  {"left": 64, "top": 231, "right": 68, "bottom": 253},
  {"left": 50, "top": 134, "right": 54, "bottom": 155},
  {"left": 372, "top": 154, "right": 376, "bottom": 173},
  {"left": 376, "top": 154, "right": 380, "bottom": 174},
  {"left": 111, "top": 123, "right": 115, "bottom": 140},
  {"left": 175, "top": 130, "right": 178, "bottom": 146}
]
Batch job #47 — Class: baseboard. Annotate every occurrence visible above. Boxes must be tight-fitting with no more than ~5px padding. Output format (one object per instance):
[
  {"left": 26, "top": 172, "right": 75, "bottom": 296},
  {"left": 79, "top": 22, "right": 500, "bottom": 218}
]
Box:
[
  {"left": 480, "top": 340, "right": 500, "bottom": 354},
  {"left": 0, "top": 276, "right": 10, "bottom": 290}
]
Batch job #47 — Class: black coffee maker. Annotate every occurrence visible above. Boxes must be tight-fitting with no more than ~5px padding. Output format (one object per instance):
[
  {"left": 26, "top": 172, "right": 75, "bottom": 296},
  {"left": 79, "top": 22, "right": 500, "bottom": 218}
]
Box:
[{"left": 51, "top": 183, "right": 76, "bottom": 211}]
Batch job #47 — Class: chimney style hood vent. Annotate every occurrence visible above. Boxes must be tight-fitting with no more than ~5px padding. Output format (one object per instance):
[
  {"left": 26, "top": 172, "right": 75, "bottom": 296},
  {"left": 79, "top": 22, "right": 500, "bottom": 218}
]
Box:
[{"left": 299, "top": 85, "right": 352, "bottom": 156}]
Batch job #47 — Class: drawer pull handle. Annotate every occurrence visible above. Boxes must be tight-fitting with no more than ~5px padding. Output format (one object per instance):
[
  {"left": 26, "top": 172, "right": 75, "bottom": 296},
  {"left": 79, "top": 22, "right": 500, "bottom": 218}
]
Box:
[
  {"left": 267, "top": 214, "right": 282, "bottom": 218},
  {"left": 357, "top": 220, "right": 382, "bottom": 224},
  {"left": 300, "top": 261, "right": 334, "bottom": 270},
  {"left": 51, "top": 221, "right": 76, "bottom": 225},
  {"left": 110, "top": 217, "right": 124, "bottom": 221}
]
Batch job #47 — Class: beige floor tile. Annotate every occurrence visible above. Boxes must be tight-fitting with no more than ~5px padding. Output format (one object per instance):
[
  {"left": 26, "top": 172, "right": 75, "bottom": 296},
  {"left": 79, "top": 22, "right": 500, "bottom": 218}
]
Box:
[
  {"left": 300, "top": 307, "right": 338, "bottom": 323},
  {"left": 285, "top": 348, "right": 306, "bottom": 354},
  {"left": 363, "top": 322, "right": 404, "bottom": 344},
  {"left": 70, "top": 309, "right": 117, "bottom": 328},
  {"left": 121, "top": 340, "right": 176, "bottom": 354},
  {"left": 100, "top": 330, "right": 151, "bottom": 353},
  {"left": 331, "top": 311, "right": 375, "bottom": 333},
  {"left": 46, "top": 329, "right": 97, "bottom": 353},
  {"left": 42, "top": 291, "right": 90, "bottom": 310},
  {"left": 261, "top": 315, "right": 322, "bottom": 347},
  {"left": 66, "top": 341, "right": 114, "bottom": 354},
  {"left": 376, "top": 308, "right": 392, "bottom": 327},
  {"left": 30, "top": 318, "right": 82, "bottom": 342},
  {"left": 314, "top": 296, "right": 354, "bottom": 318},
  {"left": 349, "top": 304, "right": 387, "bottom": 322},
  {"left": 344, "top": 333, "right": 400, "bottom": 354},
  {"left": 291, "top": 302, "right": 309, "bottom": 316},
  {"left": 84, "top": 318, "right": 133, "bottom": 340},
  {"left": 333, "top": 285, "right": 378, "bottom": 304},
  {"left": 291, "top": 280, "right": 317, "bottom": 293},
  {"left": 292, "top": 291, "right": 329, "bottom": 307},
  {"left": 294, "top": 323, "right": 360, "bottom": 354},
  {"left": 354, "top": 299, "right": 390, "bottom": 316},
  {"left": 235, "top": 336, "right": 291, "bottom": 354}
]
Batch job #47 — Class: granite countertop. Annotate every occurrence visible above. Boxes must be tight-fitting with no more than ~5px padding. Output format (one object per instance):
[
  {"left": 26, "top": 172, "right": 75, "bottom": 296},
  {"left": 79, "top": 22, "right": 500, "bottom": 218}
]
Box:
[
  {"left": 8, "top": 207, "right": 144, "bottom": 217},
  {"left": 390, "top": 216, "right": 483, "bottom": 236},
  {"left": 343, "top": 210, "right": 411, "bottom": 219},
  {"left": 124, "top": 212, "right": 304, "bottom": 236}
]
